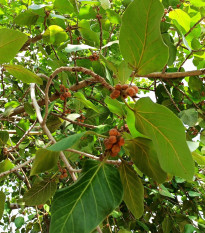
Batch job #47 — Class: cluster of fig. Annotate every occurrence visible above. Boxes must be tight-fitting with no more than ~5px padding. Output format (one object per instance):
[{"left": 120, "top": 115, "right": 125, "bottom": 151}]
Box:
[
  {"left": 110, "top": 84, "right": 139, "bottom": 99},
  {"left": 189, "top": 127, "right": 198, "bottom": 136},
  {"left": 77, "top": 114, "right": 86, "bottom": 123},
  {"left": 60, "top": 84, "right": 71, "bottom": 101},
  {"left": 104, "top": 128, "right": 125, "bottom": 157},
  {"left": 59, "top": 168, "right": 68, "bottom": 179},
  {"left": 89, "top": 52, "right": 99, "bottom": 61},
  {"left": 64, "top": 108, "right": 71, "bottom": 115}
]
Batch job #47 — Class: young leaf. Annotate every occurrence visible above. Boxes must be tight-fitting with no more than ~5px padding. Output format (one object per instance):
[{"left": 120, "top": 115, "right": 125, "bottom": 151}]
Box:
[
  {"left": 43, "top": 25, "right": 68, "bottom": 45},
  {"left": 4, "top": 65, "right": 43, "bottom": 85},
  {"left": 134, "top": 97, "right": 194, "bottom": 180},
  {"left": 0, "top": 159, "right": 14, "bottom": 173},
  {"left": 50, "top": 160, "right": 123, "bottom": 233},
  {"left": 124, "top": 137, "right": 167, "bottom": 183},
  {"left": 23, "top": 179, "right": 57, "bottom": 206},
  {"left": 30, "top": 149, "right": 59, "bottom": 176},
  {"left": 0, "top": 191, "right": 6, "bottom": 220},
  {"left": 0, "top": 28, "right": 28, "bottom": 64},
  {"left": 119, "top": 162, "right": 144, "bottom": 219},
  {"left": 119, "top": 0, "right": 168, "bottom": 75}
]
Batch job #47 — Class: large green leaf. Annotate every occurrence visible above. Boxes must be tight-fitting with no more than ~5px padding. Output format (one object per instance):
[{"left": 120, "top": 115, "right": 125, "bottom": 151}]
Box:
[
  {"left": 119, "top": 0, "right": 168, "bottom": 75},
  {"left": 124, "top": 137, "right": 167, "bottom": 183},
  {"left": 0, "top": 191, "right": 5, "bottom": 220},
  {"left": 23, "top": 179, "right": 57, "bottom": 206},
  {"left": 50, "top": 160, "right": 123, "bottom": 233},
  {"left": 134, "top": 97, "right": 194, "bottom": 180},
  {"left": 0, "top": 28, "right": 28, "bottom": 64},
  {"left": 119, "top": 162, "right": 144, "bottom": 219},
  {"left": 4, "top": 65, "right": 43, "bottom": 85},
  {"left": 192, "top": 152, "right": 205, "bottom": 166},
  {"left": 30, "top": 149, "right": 59, "bottom": 176}
]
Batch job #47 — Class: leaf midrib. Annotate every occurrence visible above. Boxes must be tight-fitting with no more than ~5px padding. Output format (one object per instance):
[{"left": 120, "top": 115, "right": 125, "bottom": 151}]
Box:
[{"left": 60, "top": 162, "right": 104, "bottom": 233}]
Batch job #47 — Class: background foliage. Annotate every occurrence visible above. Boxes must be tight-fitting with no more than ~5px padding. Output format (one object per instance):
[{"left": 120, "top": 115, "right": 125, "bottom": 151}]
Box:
[{"left": 0, "top": 0, "right": 205, "bottom": 232}]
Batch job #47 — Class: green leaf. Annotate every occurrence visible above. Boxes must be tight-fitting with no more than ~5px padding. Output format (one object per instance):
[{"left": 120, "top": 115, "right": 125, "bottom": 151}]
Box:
[
  {"left": 162, "top": 216, "right": 172, "bottom": 233},
  {"left": 0, "top": 131, "right": 9, "bottom": 146},
  {"left": 0, "top": 28, "right": 28, "bottom": 64},
  {"left": 64, "top": 44, "right": 96, "bottom": 53},
  {"left": 124, "top": 137, "right": 167, "bottom": 183},
  {"left": 14, "top": 216, "right": 24, "bottom": 228},
  {"left": 105, "top": 96, "right": 126, "bottom": 117},
  {"left": 48, "top": 132, "right": 87, "bottom": 151},
  {"left": 134, "top": 97, "right": 194, "bottom": 180},
  {"left": 0, "top": 159, "right": 14, "bottom": 173},
  {"left": 126, "top": 107, "right": 149, "bottom": 138},
  {"left": 43, "top": 25, "right": 68, "bottom": 45},
  {"left": 100, "top": 0, "right": 111, "bottom": 10},
  {"left": 78, "top": 20, "right": 99, "bottom": 47},
  {"left": 30, "top": 149, "right": 59, "bottom": 176},
  {"left": 23, "top": 179, "right": 57, "bottom": 206},
  {"left": 159, "top": 184, "right": 174, "bottom": 199},
  {"left": 46, "top": 115, "right": 63, "bottom": 133},
  {"left": 169, "top": 9, "right": 191, "bottom": 32},
  {"left": 178, "top": 109, "right": 198, "bottom": 127},
  {"left": 119, "top": 162, "right": 144, "bottom": 219},
  {"left": 188, "top": 76, "right": 203, "bottom": 91},
  {"left": 106, "top": 9, "right": 121, "bottom": 24},
  {"left": 162, "top": 33, "right": 177, "bottom": 66},
  {"left": 54, "top": 0, "right": 74, "bottom": 14},
  {"left": 192, "top": 152, "right": 205, "bottom": 166},
  {"left": 24, "top": 103, "right": 35, "bottom": 116},
  {"left": 0, "top": 191, "right": 6, "bottom": 220},
  {"left": 50, "top": 160, "right": 123, "bottom": 233},
  {"left": 119, "top": 0, "right": 168, "bottom": 75},
  {"left": 188, "top": 191, "right": 200, "bottom": 197},
  {"left": 74, "top": 92, "right": 100, "bottom": 113},
  {"left": 14, "top": 10, "right": 39, "bottom": 26},
  {"left": 190, "top": 0, "right": 205, "bottom": 7},
  {"left": 4, "top": 65, "right": 43, "bottom": 85},
  {"left": 115, "top": 61, "right": 132, "bottom": 85}
]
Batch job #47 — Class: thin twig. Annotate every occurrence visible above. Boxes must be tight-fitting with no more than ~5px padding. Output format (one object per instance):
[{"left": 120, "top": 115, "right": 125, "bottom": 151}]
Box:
[
  {"left": 160, "top": 80, "right": 181, "bottom": 112},
  {"left": 0, "top": 158, "right": 35, "bottom": 178},
  {"left": 30, "top": 84, "right": 77, "bottom": 181}
]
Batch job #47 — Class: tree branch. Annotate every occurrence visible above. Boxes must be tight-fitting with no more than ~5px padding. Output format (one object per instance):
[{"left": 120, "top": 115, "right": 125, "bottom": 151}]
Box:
[{"left": 133, "top": 69, "right": 205, "bottom": 79}]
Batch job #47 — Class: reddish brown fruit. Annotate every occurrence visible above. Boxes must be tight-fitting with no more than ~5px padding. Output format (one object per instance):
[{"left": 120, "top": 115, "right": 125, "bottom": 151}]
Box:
[
  {"left": 63, "top": 173, "right": 68, "bottom": 178},
  {"left": 111, "top": 144, "right": 121, "bottom": 153},
  {"left": 64, "top": 92, "right": 71, "bottom": 98},
  {"left": 104, "top": 139, "right": 113, "bottom": 149},
  {"left": 122, "top": 94, "right": 128, "bottom": 99},
  {"left": 110, "top": 92, "right": 116, "bottom": 99},
  {"left": 110, "top": 152, "right": 118, "bottom": 157},
  {"left": 109, "top": 128, "right": 118, "bottom": 136},
  {"left": 115, "top": 84, "right": 122, "bottom": 90},
  {"left": 118, "top": 137, "right": 125, "bottom": 146},
  {"left": 112, "top": 89, "right": 121, "bottom": 97},
  {"left": 126, "top": 87, "right": 136, "bottom": 97},
  {"left": 60, "top": 95, "right": 65, "bottom": 101},
  {"left": 122, "top": 84, "right": 129, "bottom": 90},
  {"left": 60, "top": 174, "right": 64, "bottom": 179},
  {"left": 108, "top": 136, "right": 117, "bottom": 144},
  {"left": 132, "top": 86, "right": 139, "bottom": 93},
  {"left": 80, "top": 119, "right": 84, "bottom": 123},
  {"left": 63, "top": 169, "right": 67, "bottom": 173},
  {"left": 38, "top": 204, "right": 44, "bottom": 209}
]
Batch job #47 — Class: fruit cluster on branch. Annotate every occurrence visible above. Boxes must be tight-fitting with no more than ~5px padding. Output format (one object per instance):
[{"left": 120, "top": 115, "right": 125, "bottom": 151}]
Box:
[
  {"left": 60, "top": 84, "right": 71, "bottom": 101},
  {"left": 104, "top": 128, "right": 125, "bottom": 157},
  {"left": 110, "top": 84, "right": 139, "bottom": 99}
]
